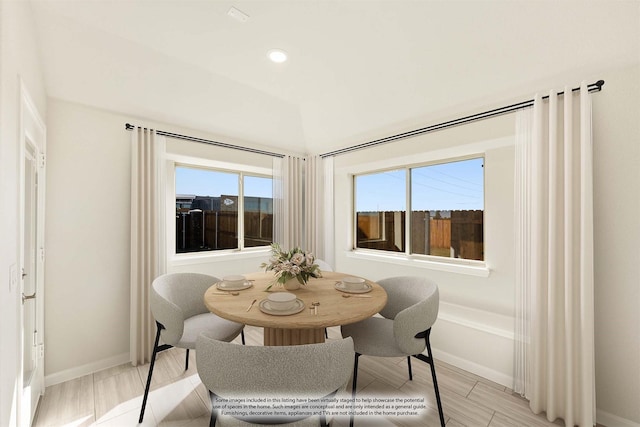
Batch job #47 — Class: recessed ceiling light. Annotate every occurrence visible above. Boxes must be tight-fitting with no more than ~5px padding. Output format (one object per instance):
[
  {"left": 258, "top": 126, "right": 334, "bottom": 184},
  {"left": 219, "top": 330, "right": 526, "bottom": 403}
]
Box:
[{"left": 268, "top": 49, "right": 288, "bottom": 63}]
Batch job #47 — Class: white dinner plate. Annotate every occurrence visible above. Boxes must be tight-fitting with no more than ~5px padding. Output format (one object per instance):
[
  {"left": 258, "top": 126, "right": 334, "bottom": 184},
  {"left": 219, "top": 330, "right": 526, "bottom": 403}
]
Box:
[
  {"left": 334, "top": 281, "right": 373, "bottom": 294},
  {"left": 216, "top": 281, "right": 253, "bottom": 291},
  {"left": 259, "top": 298, "right": 305, "bottom": 315}
]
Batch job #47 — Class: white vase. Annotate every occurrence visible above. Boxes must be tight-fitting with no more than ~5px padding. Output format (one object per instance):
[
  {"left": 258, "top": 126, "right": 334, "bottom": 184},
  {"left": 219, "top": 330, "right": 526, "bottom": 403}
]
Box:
[{"left": 283, "top": 277, "right": 301, "bottom": 291}]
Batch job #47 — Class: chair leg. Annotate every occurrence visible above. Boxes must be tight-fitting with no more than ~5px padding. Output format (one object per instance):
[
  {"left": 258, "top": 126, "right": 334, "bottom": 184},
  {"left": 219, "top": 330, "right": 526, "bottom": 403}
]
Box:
[
  {"left": 349, "top": 353, "right": 360, "bottom": 427},
  {"left": 209, "top": 391, "right": 217, "bottom": 427},
  {"left": 139, "top": 323, "right": 162, "bottom": 423},
  {"left": 241, "top": 330, "right": 245, "bottom": 345},
  {"left": 425, "top": 330, "right": 445, "bottom": 427},
  {"left": 185, "top": 349, "right": 190, "bottom": 370},
  {"left": 407, "top": 355, "right": 413, "bottom": 381}
]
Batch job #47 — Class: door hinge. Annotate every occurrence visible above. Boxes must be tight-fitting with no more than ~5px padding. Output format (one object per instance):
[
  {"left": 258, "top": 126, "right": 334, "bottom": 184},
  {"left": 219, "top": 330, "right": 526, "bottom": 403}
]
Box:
[
  {"left": 22, "top": 292, "right": 36, "bottom": 304},
  {"left": 40, "top": 247, "right": 45, "bottom": 262},
  {"left": 39, "top": 154, "right": 46, "bottom": 168}
]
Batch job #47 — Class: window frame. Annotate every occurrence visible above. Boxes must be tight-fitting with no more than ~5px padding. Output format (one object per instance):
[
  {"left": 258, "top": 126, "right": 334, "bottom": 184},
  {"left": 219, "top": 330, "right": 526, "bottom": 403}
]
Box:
[
  {"left": 166, "top": 154, "right": 273, "bottom": 264},
  {"left": 352, "top": 154, "right": 488, "bottom": 271}
]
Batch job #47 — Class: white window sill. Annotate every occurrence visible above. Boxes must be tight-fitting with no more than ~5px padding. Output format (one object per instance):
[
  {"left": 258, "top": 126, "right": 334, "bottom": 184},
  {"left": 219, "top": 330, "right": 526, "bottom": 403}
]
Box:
[
  {"left": 345, "top": 250, "right": 491, "bottom": 277},
  {"left": 170, "top": 247, "right": 271, "bottom": 267}
]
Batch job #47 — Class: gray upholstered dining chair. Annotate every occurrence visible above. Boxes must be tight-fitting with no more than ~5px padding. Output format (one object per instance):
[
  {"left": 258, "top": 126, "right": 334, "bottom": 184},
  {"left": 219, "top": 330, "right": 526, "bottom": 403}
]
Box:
[
  {"left": 138, "top": 273, "right": 245, "bottom": 423},
  {"left": 314, "top": 258, "right": 334, "bottom": 272},
  {"left": 196, "top": 333, "right": 354, "bottom": 427},
  {"left": 341, "top": 276, "right": 445, "bottom": 427}
]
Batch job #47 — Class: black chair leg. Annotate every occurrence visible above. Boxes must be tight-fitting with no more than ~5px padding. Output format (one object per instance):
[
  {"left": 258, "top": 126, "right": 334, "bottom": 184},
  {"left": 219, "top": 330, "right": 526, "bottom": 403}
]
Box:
[
  {"left": 407, "top": 355, "right": 413, "bottom": 380},
  {"left": 185, "top": 349, "right": 190, "bottom": 370},
  {"left": 350, "top": 353, "right": 360, "bottom": 427},
  {"left": 241, "top": 330, "right": 245, "bottom": 345},
  {"left": 425, "top": 330, "right": 445, "bottom": 427},
  {"left": 139, "top": 323, "right": 162, "bottom": 423},
  {"left": 209, "top": 391, "right": 217, "bottom": 427}
]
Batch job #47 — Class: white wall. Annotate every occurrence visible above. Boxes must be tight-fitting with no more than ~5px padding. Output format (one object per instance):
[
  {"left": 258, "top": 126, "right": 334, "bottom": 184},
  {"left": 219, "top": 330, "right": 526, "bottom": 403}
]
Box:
[
  {"left": 0, "top": 2, "right": 47, "bottom": 426},
  {"left": 44, "top": 100, "right": 132, "bottom": 381},
  {"left": 43, "top": 98, "right": 285, "bottom": 384},
  {"left": 332, "top": 64, "right": 640, "bottom": 426},
  {"left": 591, "top": 64, "right": 640, "bottom": 427}
]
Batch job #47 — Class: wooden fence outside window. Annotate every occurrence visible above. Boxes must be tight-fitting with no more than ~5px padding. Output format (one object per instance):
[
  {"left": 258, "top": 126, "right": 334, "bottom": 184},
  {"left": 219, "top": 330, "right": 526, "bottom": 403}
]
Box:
[{"left": 357, "top": 210, "right": 483, "bottom": 261}]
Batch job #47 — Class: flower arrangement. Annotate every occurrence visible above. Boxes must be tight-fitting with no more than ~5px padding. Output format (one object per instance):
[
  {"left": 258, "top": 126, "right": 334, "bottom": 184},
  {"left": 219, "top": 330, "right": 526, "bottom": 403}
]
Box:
[{"left": 261, "top": 243, "right": 322, "bottom": 290}]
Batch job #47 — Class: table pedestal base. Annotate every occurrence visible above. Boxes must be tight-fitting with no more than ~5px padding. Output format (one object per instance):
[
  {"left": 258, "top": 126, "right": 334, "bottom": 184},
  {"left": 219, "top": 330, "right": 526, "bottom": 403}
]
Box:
[{"left": 263, "top": 328, "right": 325, "bottom": 346}]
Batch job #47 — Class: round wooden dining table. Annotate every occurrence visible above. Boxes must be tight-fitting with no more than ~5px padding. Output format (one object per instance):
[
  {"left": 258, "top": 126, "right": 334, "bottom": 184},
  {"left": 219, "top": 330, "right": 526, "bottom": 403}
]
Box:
[{"left": 204, "top": 271, "right": 387, "bottom": 346}]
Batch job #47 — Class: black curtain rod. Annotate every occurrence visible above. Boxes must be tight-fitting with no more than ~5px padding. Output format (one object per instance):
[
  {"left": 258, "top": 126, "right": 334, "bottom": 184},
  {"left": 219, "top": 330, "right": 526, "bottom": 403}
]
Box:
[
  {"left": 124, "top": 123, "right": 285, "bottom": 158},
  {"left": 320, "top": 80, "right": 605, "bottom": 158}
]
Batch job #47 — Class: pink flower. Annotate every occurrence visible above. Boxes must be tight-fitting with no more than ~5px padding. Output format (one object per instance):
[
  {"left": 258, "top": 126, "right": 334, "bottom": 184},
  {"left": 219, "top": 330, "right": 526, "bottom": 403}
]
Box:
[
  {"left": 291, "top": 253, "right": 305, "bottom": 265},
  {"left": 261, "top": 243, "right": 322, "bottom": 290}
]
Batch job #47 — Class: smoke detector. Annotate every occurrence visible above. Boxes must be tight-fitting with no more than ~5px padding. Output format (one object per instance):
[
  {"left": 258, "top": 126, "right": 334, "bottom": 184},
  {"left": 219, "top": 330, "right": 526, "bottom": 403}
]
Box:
[{"left": 227, "top": 7, "right": 249, "bottom": 23}]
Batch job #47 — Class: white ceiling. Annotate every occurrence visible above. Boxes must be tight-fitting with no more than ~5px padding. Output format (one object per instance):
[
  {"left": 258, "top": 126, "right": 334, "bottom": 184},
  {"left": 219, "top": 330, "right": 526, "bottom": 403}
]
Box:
[{"left": 29, "top": 1, "right": 640, "bottom": 154}]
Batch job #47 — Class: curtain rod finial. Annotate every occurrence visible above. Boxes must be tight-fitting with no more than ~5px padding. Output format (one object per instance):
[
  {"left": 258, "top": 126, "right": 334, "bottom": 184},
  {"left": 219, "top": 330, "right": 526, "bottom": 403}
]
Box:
[{"left": 596, "top": 80, "right": 605, "bottom": 89}]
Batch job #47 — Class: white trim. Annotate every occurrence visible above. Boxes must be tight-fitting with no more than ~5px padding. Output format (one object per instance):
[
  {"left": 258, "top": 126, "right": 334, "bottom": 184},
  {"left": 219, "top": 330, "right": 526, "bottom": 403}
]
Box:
[
  {"left": 166, "top": 152, "right": 272, "bottom": 176},
  {"left": 428, "top": 301, "right": 515, "bottom": 388},
  {"left": 432, "top": 347, "right": 513, "bottom": 388},
  {"left": 18, "top": 79, "right": 47, "bottom": 427},
  {"left": 44, "top": 352, "right": 130, "bottom": 388},
  {"left": 20, "top": 81, "right": 47, "bottom": 148},
  {"left": 337, "top": 135, "right": 513, "bottom": 176},
  {"left": 438, "top": 312, "right": 513, "bottom": 340},
  {"left": 166, "top": 156, "right": 274, "bottom": 265},
  {"left": 342, "top": 139, "right": 506, "bottom": 276},
  {"left": 170, "top": 246, "right": 270, "bottom": 267},
  {"left": 596, "top": 409, "right": 640, "bottom": 427},
  {"left": 438, "top": 309, "right": 514, "bottom": 340},
  {"left": 345, "top": 249, "right": 491, "bottom": 277}
]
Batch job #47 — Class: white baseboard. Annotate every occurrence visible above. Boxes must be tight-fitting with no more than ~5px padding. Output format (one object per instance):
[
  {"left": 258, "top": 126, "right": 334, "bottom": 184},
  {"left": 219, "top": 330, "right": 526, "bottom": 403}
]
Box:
[
  {"left": 44, "top": 352, "right": 130, "bottom": 388},
  {"left": 432, "top": 347, "right": 514, "bottom": 389},
  {"left": 597, "top": 409, "right": 640, "bottom": 427},
  {"left": 431, "top": 351, "right": 639, "bottom": 427}
]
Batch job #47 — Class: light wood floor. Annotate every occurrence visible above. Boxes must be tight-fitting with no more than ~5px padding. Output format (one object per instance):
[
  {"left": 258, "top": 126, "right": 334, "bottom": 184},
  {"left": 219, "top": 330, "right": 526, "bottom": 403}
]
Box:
[{"left": 34, "top": 326, "right": 566, "bottom": 427}]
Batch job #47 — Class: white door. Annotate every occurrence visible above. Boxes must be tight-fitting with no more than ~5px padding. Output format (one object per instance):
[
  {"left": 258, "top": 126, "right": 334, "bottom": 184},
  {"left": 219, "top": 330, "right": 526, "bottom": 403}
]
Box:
[{"left": 19, "top": 83, "right": 46, "bottom": 427}]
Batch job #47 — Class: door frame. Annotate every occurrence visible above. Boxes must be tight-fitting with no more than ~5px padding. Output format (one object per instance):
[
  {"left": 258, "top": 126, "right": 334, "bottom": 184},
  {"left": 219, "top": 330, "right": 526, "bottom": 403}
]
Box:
[{"left": 17, "top": 79, "right": 46, "bottom": 427}]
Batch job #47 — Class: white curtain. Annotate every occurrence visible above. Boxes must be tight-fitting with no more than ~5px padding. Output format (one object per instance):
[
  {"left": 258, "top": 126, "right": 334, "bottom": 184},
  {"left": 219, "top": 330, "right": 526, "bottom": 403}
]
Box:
[
  {"left": 322, "top": 156, "right": 335, "bottom": 266},
  {"left": 130, "top": 127, "right": 166, "bottom": 365},
  {"left": 514, "top": 83, "right": 595, "bottom": 426},
  {"left": 273, "top": 156, "right": 304, "bottom": 249},
  {"left": 305, "top": 155, "right": 335, "bottom": 264}
]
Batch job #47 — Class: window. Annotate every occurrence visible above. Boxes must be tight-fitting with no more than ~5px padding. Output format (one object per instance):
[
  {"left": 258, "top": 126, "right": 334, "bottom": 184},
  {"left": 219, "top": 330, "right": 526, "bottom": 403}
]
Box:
[
  {"left": 355, "top": 170, "right": 406, "bottom": 252},
  {"left": 243, "top": 176, "right": 274, "bottom": 248},
  {"left": 354, "top": 157, "right": 484, "bottom": 261},
  {"left": 175, "top": 166, "right": 273, "bottom": 254}
]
